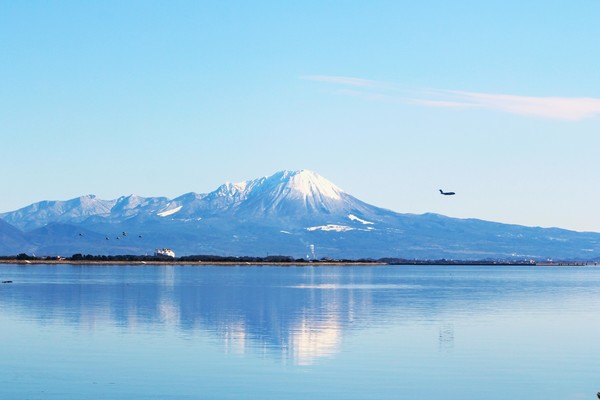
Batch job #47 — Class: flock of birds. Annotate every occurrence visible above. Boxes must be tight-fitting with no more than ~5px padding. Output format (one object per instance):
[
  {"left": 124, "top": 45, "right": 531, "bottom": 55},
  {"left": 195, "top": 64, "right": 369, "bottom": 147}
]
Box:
[{"left": 78, "top": 231, "right": 143, "bottom": 241}]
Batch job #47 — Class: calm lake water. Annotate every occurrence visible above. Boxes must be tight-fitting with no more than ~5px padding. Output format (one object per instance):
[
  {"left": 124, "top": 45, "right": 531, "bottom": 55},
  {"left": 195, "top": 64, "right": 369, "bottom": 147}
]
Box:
[{"left": 1, "top": 264, "right": 599, "bottom": 400}]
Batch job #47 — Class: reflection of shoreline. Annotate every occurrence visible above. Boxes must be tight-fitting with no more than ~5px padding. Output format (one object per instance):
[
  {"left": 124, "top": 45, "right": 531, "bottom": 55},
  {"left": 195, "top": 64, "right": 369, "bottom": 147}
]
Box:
[
  {"left": 3, "top": 259, "right": 596, "bottom": 266},
  {"left": 0, "top": 260, "right": 384, "bottom": 266}
]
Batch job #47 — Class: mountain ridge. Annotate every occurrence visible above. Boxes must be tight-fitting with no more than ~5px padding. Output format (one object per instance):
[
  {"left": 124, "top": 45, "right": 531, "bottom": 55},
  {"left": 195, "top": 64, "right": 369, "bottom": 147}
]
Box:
[{"left": 1, "top": 169, "right": 599, "bottom": 260}]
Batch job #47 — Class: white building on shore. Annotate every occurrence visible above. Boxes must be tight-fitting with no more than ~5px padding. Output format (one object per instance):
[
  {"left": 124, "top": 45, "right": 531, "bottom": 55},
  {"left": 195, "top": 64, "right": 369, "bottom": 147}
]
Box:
[{"left": 154, "top": 248, "right": 176, "bottom": 258}]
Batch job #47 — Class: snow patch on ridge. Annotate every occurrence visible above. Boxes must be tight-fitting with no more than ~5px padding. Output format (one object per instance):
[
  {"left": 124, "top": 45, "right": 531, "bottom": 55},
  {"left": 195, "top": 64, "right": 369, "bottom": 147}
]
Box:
[
  {"left": 157, "top": 206, "right": 183, "bottom": 217},
  {"left": 348, "top": 214, "right": 374, "bottom": 225},
  {"left": 306, "top": 224, "right": 355, "bottom": 232}
]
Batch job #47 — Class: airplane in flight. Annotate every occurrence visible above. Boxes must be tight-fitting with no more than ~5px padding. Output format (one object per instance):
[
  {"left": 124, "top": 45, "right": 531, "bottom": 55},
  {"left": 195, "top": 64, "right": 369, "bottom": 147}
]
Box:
[{"left": 439, "top": 189, "right": 456, "bottom": 196}]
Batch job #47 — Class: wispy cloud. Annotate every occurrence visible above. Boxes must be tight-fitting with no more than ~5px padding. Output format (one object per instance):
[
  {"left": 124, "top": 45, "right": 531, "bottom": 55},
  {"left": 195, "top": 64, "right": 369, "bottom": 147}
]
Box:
[
  {"left": 301, "top": 75, "right": 600, "bottom": 121},
  {"left": 413, "top": 90, "right": 600, "bottom": 121}
]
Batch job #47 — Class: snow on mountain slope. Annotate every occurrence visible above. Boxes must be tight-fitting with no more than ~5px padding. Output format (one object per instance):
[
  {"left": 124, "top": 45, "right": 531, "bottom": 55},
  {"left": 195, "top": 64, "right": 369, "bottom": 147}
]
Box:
[
  {"left": 155, "top": 170, "right": 369, "bottom": 221},
  {"left": 0, "top": 195, "right": 117, "bottom": 231},
  {"left": 306, "top": 224, "right": 355, "bottom": 232},
  {"left": 226, "top": 170, "right": 372, "bottom": 220},
  {"left": 175, "top": 169, "right": 347, "bottom": 216},
  {"left": 348, "top": 214, "right": 374, "bottom": 225},
  {"left": 157, "top": 206, "right": 183, "bottom": 217},
  {"left": 0, "top": 170, "right": 371, "bottom": 227},
  {"left": 110, "top": 195, "right": 170, "bottom": 218},
  {"left": 275, "top": 169, "right": 343, "bottom": 201}
]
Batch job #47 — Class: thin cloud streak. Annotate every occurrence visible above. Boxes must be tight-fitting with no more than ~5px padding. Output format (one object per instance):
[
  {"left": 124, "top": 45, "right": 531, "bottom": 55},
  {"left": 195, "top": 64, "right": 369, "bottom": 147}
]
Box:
[
  {"left": 419, "top": 90, "right": 600, "bottom": 121},
  {"left": 409, "top": 99, "right": 481, "bottom": 109},
  {"left": 302, "top": 75, "right": 600, "bottom": 121}
]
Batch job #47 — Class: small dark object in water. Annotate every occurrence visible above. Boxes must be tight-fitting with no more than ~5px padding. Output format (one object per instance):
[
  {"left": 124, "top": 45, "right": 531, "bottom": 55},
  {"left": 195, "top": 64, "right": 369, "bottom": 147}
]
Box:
[
  {"left": 596, "top": 392, "right": 600, "bottom": 399},
  {"left": 2, "top": 280, "right": 13, "bottom": 284}
]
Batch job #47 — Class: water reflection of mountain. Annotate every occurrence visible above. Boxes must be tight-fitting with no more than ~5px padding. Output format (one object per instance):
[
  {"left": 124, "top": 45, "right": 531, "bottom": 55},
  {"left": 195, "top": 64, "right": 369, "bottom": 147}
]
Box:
[
  {"left": 167, "top": 267, "right": 384, "bottom": 365},
  {"left": 1, "top": 265, "right": 593, "bottom": 364},
  {"left": 1, "top": 266, "right": 381, "bottom": 364}
]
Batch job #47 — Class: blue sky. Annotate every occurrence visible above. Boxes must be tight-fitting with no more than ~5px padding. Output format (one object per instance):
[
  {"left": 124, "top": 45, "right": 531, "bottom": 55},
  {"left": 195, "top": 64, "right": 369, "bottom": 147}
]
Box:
[{"left": 1, "top": 1, "right": 599, "bottom": 231}]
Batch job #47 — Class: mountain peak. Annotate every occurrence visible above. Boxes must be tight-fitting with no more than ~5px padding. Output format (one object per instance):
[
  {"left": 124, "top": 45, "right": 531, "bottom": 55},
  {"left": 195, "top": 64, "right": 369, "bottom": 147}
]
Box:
[
  {"left": 273, "top": 169, "right": 344, "bottom": 201},
  {"left": 217, "top": 169, "right": 352, "bottom": 217}
]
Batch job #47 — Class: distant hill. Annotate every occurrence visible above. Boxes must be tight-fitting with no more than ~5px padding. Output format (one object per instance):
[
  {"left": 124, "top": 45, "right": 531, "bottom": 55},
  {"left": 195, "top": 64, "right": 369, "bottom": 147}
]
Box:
[
  {"left": 0, "top": 219, "right": 32, "bottom": 255},
  {"left": 2, "top": 169, "right": 600, "bottom": 260}
]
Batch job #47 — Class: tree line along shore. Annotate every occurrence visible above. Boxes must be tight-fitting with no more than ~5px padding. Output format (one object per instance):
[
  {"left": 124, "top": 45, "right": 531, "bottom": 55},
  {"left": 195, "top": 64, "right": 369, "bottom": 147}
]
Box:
[{"left": 0, "top": 253, "right": 584, "bottom": 266}]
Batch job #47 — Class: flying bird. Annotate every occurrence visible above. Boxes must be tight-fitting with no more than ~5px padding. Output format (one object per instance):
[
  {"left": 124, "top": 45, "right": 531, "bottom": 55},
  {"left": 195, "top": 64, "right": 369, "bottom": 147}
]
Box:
[{"left": 439, "top": 189, "right": 456, "bottom": 196}]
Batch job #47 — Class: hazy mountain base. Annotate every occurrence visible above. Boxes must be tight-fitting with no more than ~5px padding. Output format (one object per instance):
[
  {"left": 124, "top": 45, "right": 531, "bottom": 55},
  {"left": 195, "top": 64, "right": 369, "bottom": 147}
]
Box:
[{"left": 1, "top": 214, "right": 599, "bottom": 261}]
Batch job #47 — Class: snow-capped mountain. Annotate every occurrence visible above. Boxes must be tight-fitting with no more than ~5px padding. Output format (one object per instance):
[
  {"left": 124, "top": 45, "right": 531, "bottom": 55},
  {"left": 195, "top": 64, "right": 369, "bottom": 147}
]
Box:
[
  {"left": 1, "top": 195, "right": 116, "bottom": 231},
  {"left": 3, "top": 170, "right": 373, "bottom": 228},
  {"left": 195, "top": 170, "right": 373, "bottom": 220},
  {"left": 2, "top": 169, "right": 600, "bottom": 260}
]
